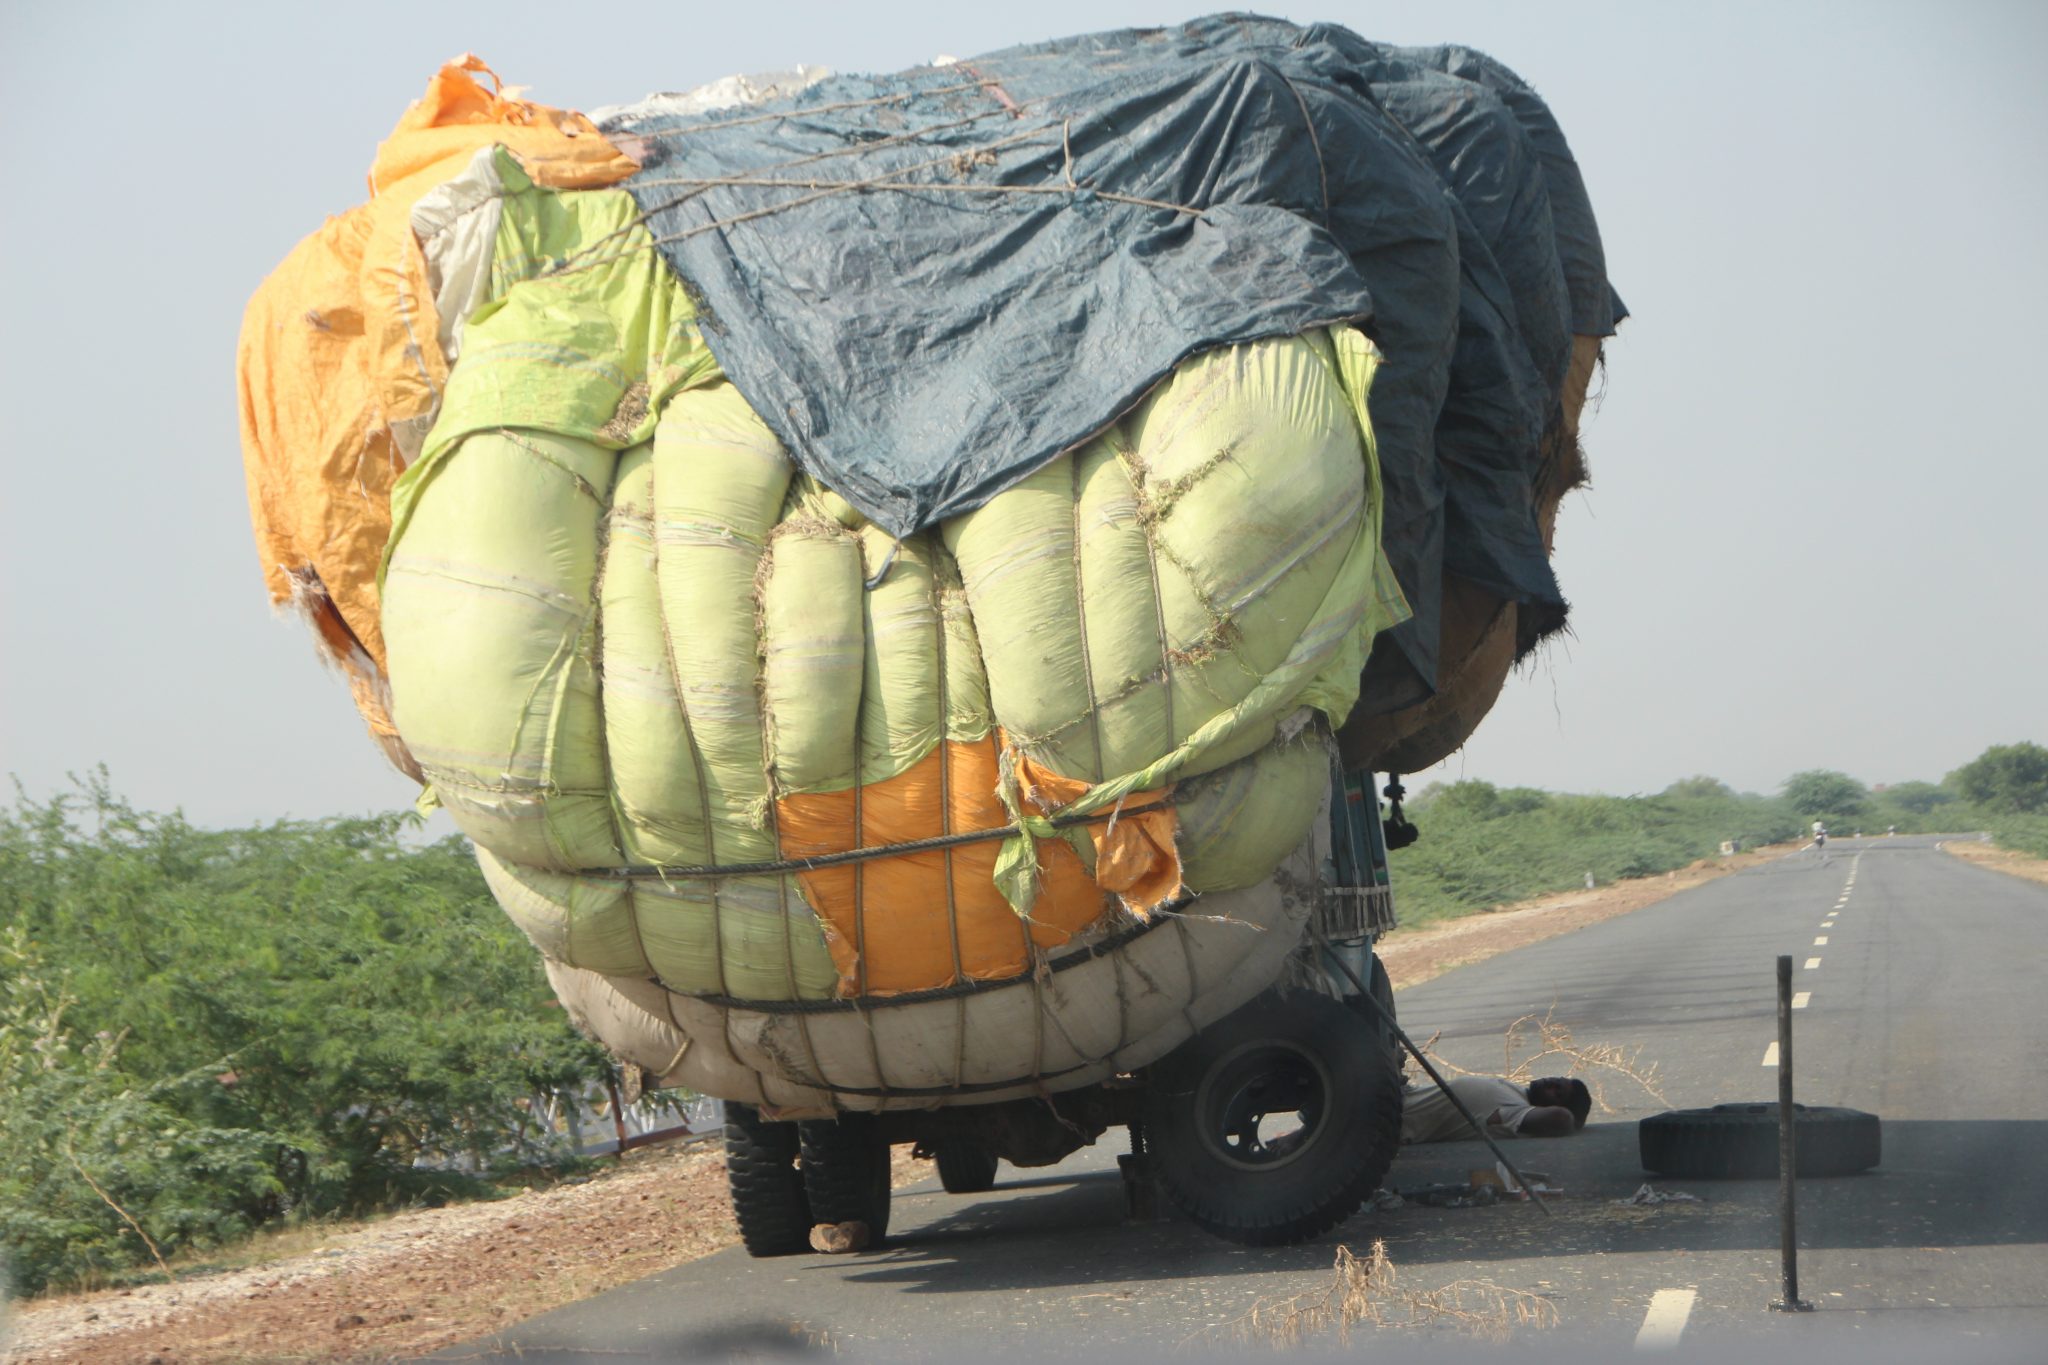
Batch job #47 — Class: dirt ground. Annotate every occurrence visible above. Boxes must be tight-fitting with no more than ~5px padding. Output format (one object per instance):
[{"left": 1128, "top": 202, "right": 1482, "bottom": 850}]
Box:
[
  {"left": 2, "top": 1142, "right": 929, "bottom": 1365},
  {"left": 1938, "top": 834, "right": 2048, "bottom": 888},
  {"left": 3, "top": 835, "right": 1949, "bottom": 1365}
]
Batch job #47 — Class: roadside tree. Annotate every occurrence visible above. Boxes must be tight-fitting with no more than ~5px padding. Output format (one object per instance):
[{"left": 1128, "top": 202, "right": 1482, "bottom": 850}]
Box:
[
  {"left": 1662, "top": 775, "right": 1733, "bottom": 801},
  {"left": 1782, "top": 769, "right": 1868, "bottom": 821},
  {"left": 1883, "top": 780, "right": 1956, "bottom": 816},
  {"left": 1948, "top": 742, "right": 2048, "bottom": 814}
]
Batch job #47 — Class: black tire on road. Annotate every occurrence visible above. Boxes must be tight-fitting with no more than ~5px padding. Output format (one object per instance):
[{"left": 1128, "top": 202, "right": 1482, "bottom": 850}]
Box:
[
  {"left": 933, "top": 1140, "right": 1000, "bottom": 1194},
  {"left": 1347, "top": 953, "right": 1404, "bottom": 1077},
  {"left": 800, "top": 1113, "right": 892, "bottom": 1242},
  {"left": 723, "top": 1101, "right": 812, "bottom": 1258},
  {"left": 1141, "top": 989, "right": 1404, "bottom": 1246},
  {"left": 1639, "top": 1102, "right": 1880, "bottom": 1179}
]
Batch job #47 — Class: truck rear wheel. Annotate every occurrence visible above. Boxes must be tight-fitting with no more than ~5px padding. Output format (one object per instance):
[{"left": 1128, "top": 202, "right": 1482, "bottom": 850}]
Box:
[
  {"left": 1141, "top": 990, "right": 1403, "bottom": 1245},
  {"left": 934, "top": 1140, "right": 1000, "bottom": 1194},
  {"left": 800, "top": 1113, "right": 892, "bottom": 1244},
  {"left": 723, "top": 1102, "right": 811, "bottom": 1258},
  {"left": 1347, "top": 954, "right": 1404, "bottom": 1077}
]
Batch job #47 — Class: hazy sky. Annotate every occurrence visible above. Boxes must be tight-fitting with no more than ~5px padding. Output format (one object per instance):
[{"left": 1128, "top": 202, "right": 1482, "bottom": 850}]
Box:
[{"left": 2, "top": 1, "right": 2042, "bottom": 829}]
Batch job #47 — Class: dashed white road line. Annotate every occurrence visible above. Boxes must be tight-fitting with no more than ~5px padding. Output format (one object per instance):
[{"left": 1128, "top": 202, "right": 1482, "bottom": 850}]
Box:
[
  {"left": 1634, "top": 1288, "right": 1698, "bottom": 1350},
  {"left": 1814, "top": 935, "right": 1829, "bottom": 946},
  {"left": 1762, "top": 1041, "right": 1780, "bottom": 1067},
  {"left": 1792, "top": 992, "right": 1811, "bottom": 1009},
  {"left": 1806, "top": 957, "right": 1822, "bottom": 970}
]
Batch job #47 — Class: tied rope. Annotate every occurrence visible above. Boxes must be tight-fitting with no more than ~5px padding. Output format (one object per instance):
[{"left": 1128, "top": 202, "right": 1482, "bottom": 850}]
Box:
[{"left": 592, "top": 800, "right": 1172, "bottom": 881}]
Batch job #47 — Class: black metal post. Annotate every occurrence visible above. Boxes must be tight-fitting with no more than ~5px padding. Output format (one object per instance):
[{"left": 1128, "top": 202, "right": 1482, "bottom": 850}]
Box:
[{"left": 1770, "top": 953, "right": 1813, "bottom": 1312}]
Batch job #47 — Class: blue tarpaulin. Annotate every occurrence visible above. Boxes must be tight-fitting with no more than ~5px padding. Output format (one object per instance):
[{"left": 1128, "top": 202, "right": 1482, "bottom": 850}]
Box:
[{"left": 605, "top": 13, "right": 1622, "bottom": 710}]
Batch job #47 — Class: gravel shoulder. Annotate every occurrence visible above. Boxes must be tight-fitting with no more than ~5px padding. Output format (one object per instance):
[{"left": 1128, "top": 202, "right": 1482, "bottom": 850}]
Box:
[
  {"left": 4, "top": 845, "right": 1799, "bottom": 1364},
  {"left": 1939, "top": 834, "right": 2048, "bottom": 888},
  {"left": 6, "top": 1141, "right": 741, "bottom": 1364}
]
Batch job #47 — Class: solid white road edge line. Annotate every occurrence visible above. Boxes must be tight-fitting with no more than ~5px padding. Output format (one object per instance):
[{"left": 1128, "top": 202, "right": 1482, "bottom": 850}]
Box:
[{"left": 1634, "top": 1288, "right": 1698, "bottom": 1350}]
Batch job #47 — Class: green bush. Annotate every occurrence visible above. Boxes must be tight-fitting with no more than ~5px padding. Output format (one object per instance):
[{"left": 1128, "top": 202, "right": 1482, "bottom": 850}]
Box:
[
  {"left": 1881, "top": 781, "right": 1956, "bottom": 817},
  {"left": 1981, "top": 810, "right": 2048, "bottom": 859},
  {"left": 0, "top": 931, "right": 291, "bottom": 1291},
  {"left": 1949, "top": 742, "right": 2048, "bottom": 814},
  {"left": 1386, "top": 753, "right": 2048, "bottom": 928},
  {"left": 0, "top": 776, "right": 618, "bottom": 1294},
  {"left": 1781, "top": 769, "right": 1869, "bottom": 823},
  {"left": 1388, "top": 781, "right": 1804, "bottom": 928}
]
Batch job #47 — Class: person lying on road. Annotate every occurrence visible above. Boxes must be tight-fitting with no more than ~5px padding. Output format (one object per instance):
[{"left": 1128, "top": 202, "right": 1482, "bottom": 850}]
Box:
[{"left": 1401, "top": 1075, "right": 1591, "bottom": 1143}]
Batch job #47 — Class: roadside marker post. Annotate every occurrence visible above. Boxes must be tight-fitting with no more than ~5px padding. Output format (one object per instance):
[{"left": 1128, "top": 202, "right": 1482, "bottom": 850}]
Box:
[{"left": 1770, "top": 953, "right": 1815, "bottom": 1313}]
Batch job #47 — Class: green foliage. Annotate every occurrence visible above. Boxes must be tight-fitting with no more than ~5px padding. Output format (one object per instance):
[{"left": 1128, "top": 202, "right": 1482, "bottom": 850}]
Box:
[
  {"left": 0, "top": 926, "right": 290, "bottom": 1293},
  {"left": 1662, "top": 775, "right": 1733, "bottom": 801},
  {"left": 1880, "top": 781, "right": 1956, "bottom": 816},
  {"left": 1389, "top": 781, "right": 1804, "bottom": 927},
  {"left": 1386, "top": 749, "right": 2048, "bottom": 928},
  {"left": 1422, "top": 780, "right": 1549, "bottom": 822},
  {"left": 1980, "top": 810, "right": 2048, "bottom": 859},
  {"left": 1948, "top": 742, "right": 2048, "bottom": 814},
  {"left": 1781, "top": 769, "right": 1869, "bottom": 821},
  {"left": 0, "top": 775, "right": 618, "bottom": 1294}
]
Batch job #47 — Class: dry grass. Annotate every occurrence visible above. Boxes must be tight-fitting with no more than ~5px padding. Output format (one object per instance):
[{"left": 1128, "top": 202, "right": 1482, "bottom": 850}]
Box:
[
  {"left": 1942, "top": 837, "right": 2048, "bottom": 888},
  {"left": 1215, "top": 1241, "right": 1558, "bottom": 1347},
  {"left": 1414, "top": 1006, "right": 1670, "bottom": 1115}
]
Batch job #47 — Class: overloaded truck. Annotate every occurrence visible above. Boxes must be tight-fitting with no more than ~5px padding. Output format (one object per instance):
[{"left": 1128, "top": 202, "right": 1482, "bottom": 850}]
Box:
[{"left": 238, "top": 15, "right": 1621, "bottom": 1251}]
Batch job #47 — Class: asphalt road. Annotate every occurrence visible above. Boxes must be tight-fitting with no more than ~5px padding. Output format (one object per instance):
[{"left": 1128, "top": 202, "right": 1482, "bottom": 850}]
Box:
[{"left": 440, "top": 837, "right": 2047, "bottom": 1363}]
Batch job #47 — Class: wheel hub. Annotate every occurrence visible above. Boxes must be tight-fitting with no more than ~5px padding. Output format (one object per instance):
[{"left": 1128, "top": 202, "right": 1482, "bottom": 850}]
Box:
[{"left": 1195, "top": 1040, "right": 1332, "bottom": 1171}]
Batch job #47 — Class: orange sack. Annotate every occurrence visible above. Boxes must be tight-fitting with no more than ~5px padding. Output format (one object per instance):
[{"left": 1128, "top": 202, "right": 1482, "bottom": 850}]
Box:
[
  {"left": 776, "top": 737, "right": 1180, "bottom": 994},
  {"left": 237, "top": 55, "right": 638, "bottom": 685}
]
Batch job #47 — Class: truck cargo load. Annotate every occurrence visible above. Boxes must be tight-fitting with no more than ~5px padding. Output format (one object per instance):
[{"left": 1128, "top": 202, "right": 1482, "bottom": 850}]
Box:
[{"left": 238, "top": 13, "right": 1620, "bottom": 1244}]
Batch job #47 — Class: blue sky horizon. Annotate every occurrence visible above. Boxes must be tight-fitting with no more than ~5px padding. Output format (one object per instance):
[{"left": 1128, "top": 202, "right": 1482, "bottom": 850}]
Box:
[{"left": 3, "top": 0, "right": 2042, "bottom": 829}]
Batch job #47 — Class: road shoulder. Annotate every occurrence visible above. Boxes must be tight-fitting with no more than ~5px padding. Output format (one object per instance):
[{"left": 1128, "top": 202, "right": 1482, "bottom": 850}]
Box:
[
  {"left": 1939, "top": 836, "right": 2048, "bottom": 888},
  {"left": 1376, "top": 843, "right": 1799, "bottom": 990}
]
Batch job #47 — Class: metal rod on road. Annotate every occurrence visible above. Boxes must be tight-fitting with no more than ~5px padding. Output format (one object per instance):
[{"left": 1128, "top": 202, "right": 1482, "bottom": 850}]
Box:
[
  {"left": 1770, "top": 953, "right": 1813, "bottom": 1312},
  {"left": 1321, "top": 944, "right": 1550, "bottom": 1215}
]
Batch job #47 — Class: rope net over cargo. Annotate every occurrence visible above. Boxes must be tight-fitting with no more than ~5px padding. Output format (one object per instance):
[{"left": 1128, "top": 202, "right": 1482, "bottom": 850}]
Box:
[{"left": 374, "top": 150, "right": 1401, "bottom": 1001}]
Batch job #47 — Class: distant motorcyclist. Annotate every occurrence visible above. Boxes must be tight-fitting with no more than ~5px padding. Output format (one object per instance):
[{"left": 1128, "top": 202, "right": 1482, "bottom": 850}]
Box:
[{"left": 1812, "top": 820, "right": 1828, "bottom": 850}]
